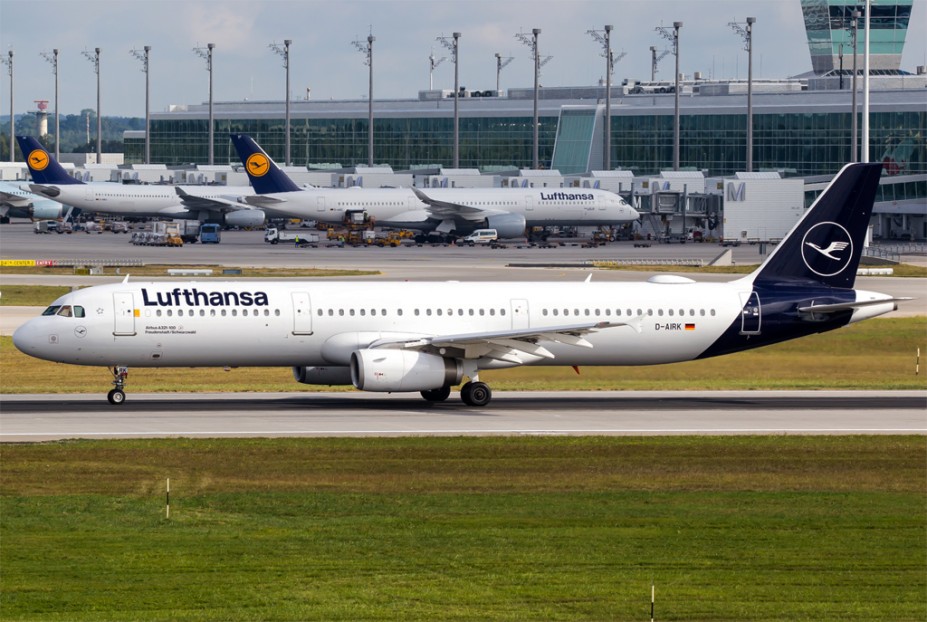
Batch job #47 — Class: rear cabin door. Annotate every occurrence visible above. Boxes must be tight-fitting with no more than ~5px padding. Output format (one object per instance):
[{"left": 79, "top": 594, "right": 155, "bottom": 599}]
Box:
[
  {"left": 739, "top": 291, "right": 762, "bottom": 335},
  {"left": 113, "top": 292, "right": 136, "bottom": 336},
  {"left": 291, "top": 292, "right": 313, "bottom": 335}
]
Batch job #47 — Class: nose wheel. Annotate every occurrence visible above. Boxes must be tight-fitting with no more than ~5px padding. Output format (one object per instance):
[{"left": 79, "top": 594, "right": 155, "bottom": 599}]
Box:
[{"left": 107, "top": 366, "right": 129, "bottom": 406}]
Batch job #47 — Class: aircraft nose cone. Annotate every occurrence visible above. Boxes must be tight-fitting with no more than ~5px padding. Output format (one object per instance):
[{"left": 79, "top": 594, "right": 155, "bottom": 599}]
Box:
[{"left": 12, "top": 320, "right": 45, "bottom": 358}]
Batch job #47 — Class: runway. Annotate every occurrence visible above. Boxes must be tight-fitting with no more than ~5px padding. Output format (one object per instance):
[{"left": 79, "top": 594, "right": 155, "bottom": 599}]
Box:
[{"left": 1, "top": 390, "right": 924, "bottom": 441}]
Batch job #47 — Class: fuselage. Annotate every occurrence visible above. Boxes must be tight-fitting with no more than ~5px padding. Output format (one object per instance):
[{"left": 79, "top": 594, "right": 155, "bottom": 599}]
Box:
[
  {"left": 256, "top": 186, "right": 638, "bottom": 231},
  {"left": 30, "top": 183, "right": 256, "bottom": 220},
  {"left": 12, "top": 278, "right": 893, "bottom": 371},
  {"left": 0, "top": 183, "right": 66, "bottom": 220}
]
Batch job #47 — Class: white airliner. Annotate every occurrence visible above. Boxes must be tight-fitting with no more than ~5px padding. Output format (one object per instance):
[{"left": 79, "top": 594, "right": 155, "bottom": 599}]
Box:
[
  {"left": 16, "top": 136, "right": 265, "bottom": 228},
  {"left": 230, "top": 134, "right": 638, "bottom": 239},
  {"left": 0, "top": 181, "right": 68, "bottom": 222},
  {"left": 13, "top": 163, "right": 904, "bottom": 406}
]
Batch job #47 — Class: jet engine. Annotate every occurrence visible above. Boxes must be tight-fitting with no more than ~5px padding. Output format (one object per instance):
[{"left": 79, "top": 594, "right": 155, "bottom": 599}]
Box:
[
  {"left": 292, "top": 366, "right": 353, "bottom": 386},
  {"left": 223, "top": 209, "right": 265, "bottom": 228},
  {"left": 484, "top": 212, "right": 526, "bottom": 238},
  {"left": 30, "top": 201, "right": 65, "bottom": 220},
  {"left": 350, "top": 349, "right": 463, "bottom": 392}
]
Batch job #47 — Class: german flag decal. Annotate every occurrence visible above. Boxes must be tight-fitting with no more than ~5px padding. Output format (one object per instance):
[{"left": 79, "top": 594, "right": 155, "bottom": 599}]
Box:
[{"left": 685, "top": 323, "right": 696, "bottom": 331}]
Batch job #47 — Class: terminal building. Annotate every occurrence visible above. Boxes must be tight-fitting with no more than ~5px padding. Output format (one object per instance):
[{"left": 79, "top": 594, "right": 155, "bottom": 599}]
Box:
[{"left": 108, "top": 0, "right": 918, "bottom": 242}]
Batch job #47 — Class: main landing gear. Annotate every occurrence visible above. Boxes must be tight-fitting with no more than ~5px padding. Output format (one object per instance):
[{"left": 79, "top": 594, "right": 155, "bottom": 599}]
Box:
[
  {"left": 107, "top": 366, "right": 129, "bottom": 405},
  {"left": 419, "top": 381, "right": 492, "bottom": 407}
]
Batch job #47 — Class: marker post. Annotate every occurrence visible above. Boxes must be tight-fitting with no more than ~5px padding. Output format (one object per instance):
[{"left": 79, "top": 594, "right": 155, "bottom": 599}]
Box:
[{"left": 166, "top": 478, "right": 170, "bottom": 519}]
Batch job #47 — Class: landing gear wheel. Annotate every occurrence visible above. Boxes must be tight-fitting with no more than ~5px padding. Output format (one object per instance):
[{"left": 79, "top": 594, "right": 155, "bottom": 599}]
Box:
[
  {"left": 460, "top": 381, "right": 491, "bottom": 407},
  {"left": 421, "top": 386, "right": 451, "bottom": 402},
  {"left": 107, "top": 389, "right": 126, "bottom": 405}
]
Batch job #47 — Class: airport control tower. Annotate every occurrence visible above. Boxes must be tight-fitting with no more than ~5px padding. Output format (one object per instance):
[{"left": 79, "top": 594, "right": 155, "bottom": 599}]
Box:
[
  {"left": 801, "top": 0, "right": 914, "bottom": 74},
  {"left": 34, "top": 100, "right": 49, "bottom": 138}
]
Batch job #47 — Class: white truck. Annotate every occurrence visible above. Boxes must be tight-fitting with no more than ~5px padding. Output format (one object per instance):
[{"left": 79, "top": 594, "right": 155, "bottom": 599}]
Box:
[{"left": 264, "top": 227, "right": 320, "bottom": 247}]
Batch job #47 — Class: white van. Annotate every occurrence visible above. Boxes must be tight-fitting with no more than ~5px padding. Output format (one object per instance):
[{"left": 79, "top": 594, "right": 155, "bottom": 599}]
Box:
[{"left": 461, "top": 229, "right": 498, "bottom": 246}]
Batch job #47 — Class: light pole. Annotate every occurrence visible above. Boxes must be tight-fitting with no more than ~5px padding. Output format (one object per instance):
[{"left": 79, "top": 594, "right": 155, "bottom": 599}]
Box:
[
  {"left": 352, "top": 33, "right": 375, "bottom": 167},
  {"left": 429, "top": 49, "right": 446, "bottom": 91},
  {"left": 437, "top": 32, "right": 461, "bottom": 168},
  {"left": 82, "top": 47, "right": 102, "bottom": 163},
  {"left": 495, "top": 52, "right": 513, "bottom": 93},
  {"left": 850, "top": 10, "right": 860, "bottom": 163},
  {"left": 40, "top": 49, "right": 60, "bottom": 160},
  {"left": 656, "top": 22, "right": 682, "bottom": 170},
  {"left": 588, "top": 25, "right": 621, "bottom": 170},
  {"left": 729, "top": 17, "right": 755, "bottom": 172},
  {"left": 193, "top": 43, "right": 215, "bottom": 164},
  {"left": 862, "top": 0, "right": 870, "bottom": 164},
  {"left": 270, "top": 39, "right": 292, "bottom": 166},
  {"left": 131, "top": 45, "right": 151, "bottom": 164},
  {"left": 516, "top": 28, "right": 552, "bottom": 170},
  {"left": 2, "top": 50, "right": 12, "bottom": 162}
]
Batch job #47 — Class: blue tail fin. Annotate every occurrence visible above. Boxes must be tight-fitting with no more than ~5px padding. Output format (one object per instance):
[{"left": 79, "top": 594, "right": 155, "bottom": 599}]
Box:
[
  {"left": 229, "top": 134, "right": 302, "bottom": 194},
  {"left": 753, "top": 162, "right": 882, "bottom": 289},
  {"left": 16, "top": 136, "right": 84, "bottom": 185}
]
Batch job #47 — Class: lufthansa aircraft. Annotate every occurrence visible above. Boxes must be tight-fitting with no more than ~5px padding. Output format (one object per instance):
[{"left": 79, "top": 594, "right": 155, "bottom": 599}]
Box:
[
  {"left": 16, "top": 136, "right": 265, "bottom": 228},
  {"left": 230, "top": 134, "right": 639, "bottom": 239},
  {"left": 13, "top": 163, "right": 904, "bottom": 406},
  {"left": 0, "top": 181, "right": 68, "bottom": 222}
]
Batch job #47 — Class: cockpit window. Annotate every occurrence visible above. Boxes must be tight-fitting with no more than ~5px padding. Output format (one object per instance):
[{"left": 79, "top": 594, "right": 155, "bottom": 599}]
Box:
[
  {"left": 42, "top": 305, "right": 61, "bottom": 316},
  {"left": 57, "top": 306, "right": 73, "bottom": 317},
  {"left": 74, "top": 306, "right": 85, "bottom": 318}
]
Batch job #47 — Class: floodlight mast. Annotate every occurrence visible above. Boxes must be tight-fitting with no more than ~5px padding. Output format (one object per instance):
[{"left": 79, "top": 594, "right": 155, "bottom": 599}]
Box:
[
  {"left": 729, "top": 17, "right": 755, "bottom": 172},
  {"left": 656, "top": 22, "right": 682, "bottom": 171},
  {"left": 437, "top": 32, "right": 461, "bottom": 168},
  {"left": 130, "top": 46, "right": 151, "bottom": 164},
  {"left": 353, "top": 33, "right": 375, "bottom": 167},
  {"left": 494, "top": 52, "right": 513, "bottom": 93},
  {"left": 850, "top": 10, "right": 860, "bottom": 163},
  {"left": 193, "top": 43, "right": 215, "bottom": 164},
  {"left": 429, "top": 49, "right": 446, "bottom": 91},
  {"left": 516, "top": 28, "right": 552, "bottom": 170},
  {"left": 40, "top": 49, "right": 60, "bottom": 160},
  {"left": 2, "top": 50, "right": 12, "bottom": 162},
  {"left": 587, "top": 25, "right": 623, "bottom": 170},
  {"left": 82, "top": 47, "right": 102, "bottom": 164},
  {"left": 270, "top": 40, "right": 292, "bottom": 166}
]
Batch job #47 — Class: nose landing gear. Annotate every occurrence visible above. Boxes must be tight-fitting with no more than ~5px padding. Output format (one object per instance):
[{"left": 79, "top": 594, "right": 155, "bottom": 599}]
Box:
[{"left": 107, "top": 366, "right": 129, "bottom": 405}]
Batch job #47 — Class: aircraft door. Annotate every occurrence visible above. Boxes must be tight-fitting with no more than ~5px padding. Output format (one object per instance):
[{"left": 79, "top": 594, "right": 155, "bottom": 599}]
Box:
[
  {"left": 739, "top": 291, "right": 761, "bottom": 335},
  {"left": 525, "top": 195, "right": 534, "bottom": 212},
  {"left": 113, "top": 292, "right": 136, "bottom": 336},
  {"left": 291, "top": 292, "right": 313, "bottom": 335},
  {"left": 317, "top": 197, "right": 326, "bottom": 213},
  {"left": 511, "top": 299, "right": 529, "bottom": 330}
]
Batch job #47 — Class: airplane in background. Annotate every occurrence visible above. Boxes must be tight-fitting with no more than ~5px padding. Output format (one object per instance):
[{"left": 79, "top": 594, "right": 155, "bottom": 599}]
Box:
[
  {"left": 229, "top": 133, "right": 639, "bottom": 240},
  {"left": 16, "top": 136, "right": 265, "bottom": 228},
  {"left": 0, "top": 181, "right": 69, "bottom": 223},
  {"left": 13, "top": 162, "right": 906, "bottom": 406}
]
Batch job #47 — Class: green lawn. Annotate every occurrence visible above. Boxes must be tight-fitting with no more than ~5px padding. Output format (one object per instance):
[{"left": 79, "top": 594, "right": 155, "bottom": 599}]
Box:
[{"left": 1, "top": 436, "right": 925, "bottom": 621}]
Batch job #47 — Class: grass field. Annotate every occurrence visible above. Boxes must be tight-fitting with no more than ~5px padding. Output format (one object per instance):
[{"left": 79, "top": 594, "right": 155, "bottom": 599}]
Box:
[
  {"left": 2, "top": 316, "right": 925, "bottom": 394},
  {"left": 1, "top": 436, "right": 924, "bottom": 621}
]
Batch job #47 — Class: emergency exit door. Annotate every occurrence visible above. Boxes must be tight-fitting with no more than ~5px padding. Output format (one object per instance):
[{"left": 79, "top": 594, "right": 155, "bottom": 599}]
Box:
[
  {"left": 739, "top": 291, "right": 761, "bottom": 335},
  {"left": 291, "top": 292, "right": 313, "bottom": 335},
  {"left": 113, "top": 292, "right": 136, "bottom": 336}
]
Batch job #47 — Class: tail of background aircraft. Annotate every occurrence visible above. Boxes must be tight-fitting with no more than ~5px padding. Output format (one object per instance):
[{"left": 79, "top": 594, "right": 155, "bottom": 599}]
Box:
[
  {"left": 15, "top": 136, "right": 84, "bottom": 186},
  {"left": 229, "top": 134, "right": 301, "bottom": 194},
  {"left": 751, "top": 162, "right": 883, "bottom": 290}
]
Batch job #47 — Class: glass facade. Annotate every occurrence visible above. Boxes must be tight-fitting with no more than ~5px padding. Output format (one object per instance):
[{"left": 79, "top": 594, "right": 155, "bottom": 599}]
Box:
[
  {"left": 129, "top": 116, "right": 558, "bottom": 170},
  {"left": 611, "top": 110, "right": 926, "bottom": 177}
]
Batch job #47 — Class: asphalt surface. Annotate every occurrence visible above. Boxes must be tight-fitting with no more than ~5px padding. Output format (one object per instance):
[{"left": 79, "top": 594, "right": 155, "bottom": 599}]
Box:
[{"left": 1, "top": 391, "right": 924, "bottom": 442}]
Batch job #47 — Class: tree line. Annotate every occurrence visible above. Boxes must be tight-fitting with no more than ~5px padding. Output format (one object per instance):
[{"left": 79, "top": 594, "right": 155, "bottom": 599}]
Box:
[{"left": 0, "top": 110, "right": 142, "bottom": 159}]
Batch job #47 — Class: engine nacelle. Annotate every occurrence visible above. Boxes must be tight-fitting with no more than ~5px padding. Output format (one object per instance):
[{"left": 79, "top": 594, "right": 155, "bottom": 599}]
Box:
[
  {"left": 485, "top": 212, "right": 526, "bottom": 239},
  {"left": 292, "top": 366, "right": 353, "bottom": 386},
  {"left": 31, "top": 200, "right": 66, "bottom": 220},
  {"left": 224, "top": 209, "right": 265, "bottom": 228},
  {"left": 350, "top": 349, "right": 463, "bottom": 392}
]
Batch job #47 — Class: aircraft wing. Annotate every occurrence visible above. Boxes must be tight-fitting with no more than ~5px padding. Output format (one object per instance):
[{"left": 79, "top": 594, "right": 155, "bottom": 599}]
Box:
[
  {"left": 368, "top": 320, "right": 638, "bottom": 364},
  {"left": 0, "top": 189, "right": 32, "bottom": 208},
  {"left": 243, "top": 194, "right": 290, "bottom": 207},
  {"left": 174, "top": 187, "right": 253, "bottom": 212},
  {"left": 410, "top": 186, "right": 499, "bottom": 223}
]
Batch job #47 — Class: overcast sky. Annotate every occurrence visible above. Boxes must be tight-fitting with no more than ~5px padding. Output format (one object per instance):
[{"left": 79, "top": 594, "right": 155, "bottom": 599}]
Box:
[{"left": 1, "top": 0, "right": 925, "bottom": 117}]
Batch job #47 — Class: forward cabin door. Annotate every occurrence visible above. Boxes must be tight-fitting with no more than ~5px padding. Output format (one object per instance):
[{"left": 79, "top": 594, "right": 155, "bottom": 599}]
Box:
[
  {"left": 291, "top": 292, "right": 313, "bottom": 335},
  {"left": 113, "top": 292, "right": 136, "bottom": 336}
]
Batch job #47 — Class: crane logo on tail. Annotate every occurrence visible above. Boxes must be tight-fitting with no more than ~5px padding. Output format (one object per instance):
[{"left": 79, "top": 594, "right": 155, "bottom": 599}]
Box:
[
  {"left": 245, "top": 153, "right": 270, "bottom": 177},
  {"left": 28, "top": 149, "right": 50, "bottom": 171},
  {"left": 801, "top": 222, "right": 853, "bottom": 277}
]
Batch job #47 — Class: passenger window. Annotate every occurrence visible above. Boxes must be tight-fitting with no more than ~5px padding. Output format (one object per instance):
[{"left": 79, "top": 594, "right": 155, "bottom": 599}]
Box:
[
  {"left": 232, "top": 310, "right": 238, "bottom": 317},
  {"left": 542, "top": 309, "right": 549, "bottom": 316},
  {"left": 221, "top": 310, "right": 226, "bottom": 317},
  {"left": 668, "top": 309, "right": 673, "bottom": 316},
  {"left": 275, "top": 309, "right": 280, "bottom": 316},
  {"left": 200, "top": 310, "right": 205, "bottom": 317},
  {"left": 710, "top": 309, "right": 716, "bottom": 316},
  {"left": 157, "top": 310, "right": 163, "bottom": 317},
  {"left": 490, "top": 309, "right": 495, "bottom": 316}
]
